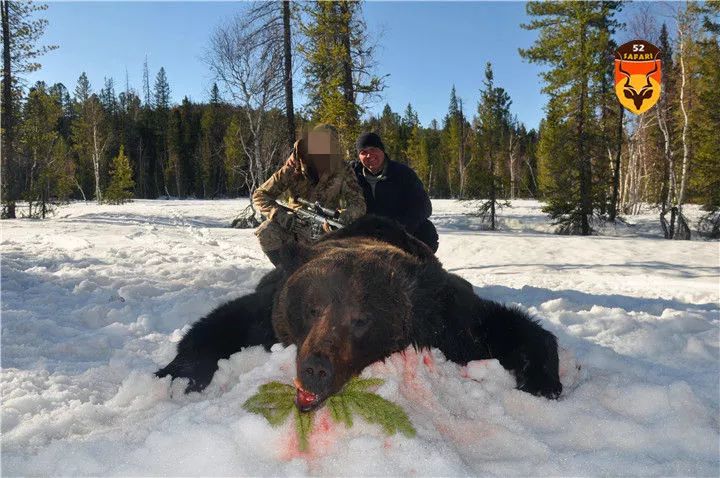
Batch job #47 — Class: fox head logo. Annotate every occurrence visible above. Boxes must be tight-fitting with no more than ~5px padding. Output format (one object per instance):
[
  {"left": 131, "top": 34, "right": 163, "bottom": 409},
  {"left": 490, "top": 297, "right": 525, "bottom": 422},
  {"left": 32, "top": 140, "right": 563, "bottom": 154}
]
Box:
[{"left": 614, "top": 40, "right": 662, "bottom": 115}]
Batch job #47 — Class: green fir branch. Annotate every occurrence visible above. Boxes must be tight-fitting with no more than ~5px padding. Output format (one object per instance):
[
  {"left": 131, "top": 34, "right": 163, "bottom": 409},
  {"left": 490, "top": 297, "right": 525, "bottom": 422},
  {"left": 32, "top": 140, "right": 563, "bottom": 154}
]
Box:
[{"left": 242, "top": 377, "right": 416, "bottom": 452}]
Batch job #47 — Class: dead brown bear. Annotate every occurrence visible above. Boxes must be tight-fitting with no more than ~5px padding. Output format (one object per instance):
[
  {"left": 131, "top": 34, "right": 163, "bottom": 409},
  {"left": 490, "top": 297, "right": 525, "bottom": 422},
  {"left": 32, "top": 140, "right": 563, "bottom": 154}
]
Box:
[{"left": 156, "top": 216, "right": 562, "bottom": 409}]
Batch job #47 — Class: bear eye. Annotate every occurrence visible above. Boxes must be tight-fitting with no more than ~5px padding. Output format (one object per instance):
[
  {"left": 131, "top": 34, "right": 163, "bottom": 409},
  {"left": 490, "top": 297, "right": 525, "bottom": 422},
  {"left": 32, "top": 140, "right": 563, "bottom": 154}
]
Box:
[{"left": 308, "top": 305, "right": 323, "bottom": 318}]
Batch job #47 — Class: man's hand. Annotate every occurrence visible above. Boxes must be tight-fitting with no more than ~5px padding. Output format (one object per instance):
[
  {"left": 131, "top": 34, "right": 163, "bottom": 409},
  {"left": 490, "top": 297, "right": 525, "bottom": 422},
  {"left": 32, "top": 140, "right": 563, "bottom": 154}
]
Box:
[
  {"left": 286, "top": 138, "right": 304, "bottom": 172},
  {"left": 322, "top": 221, "right": 332, "bottom": 233},
  {"left": 285, "top": 154, "right": 299, "bottom": 170}
]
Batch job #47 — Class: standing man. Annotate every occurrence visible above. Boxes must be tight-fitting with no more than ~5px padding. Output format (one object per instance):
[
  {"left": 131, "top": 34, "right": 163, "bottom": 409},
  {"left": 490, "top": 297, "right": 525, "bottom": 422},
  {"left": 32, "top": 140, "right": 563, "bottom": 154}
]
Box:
[
  {"left": 350, "top": 132, "right": 439, "bottom": 252},
  {"left": 252, "top": 124, "right": 366, "bottom": 266}
]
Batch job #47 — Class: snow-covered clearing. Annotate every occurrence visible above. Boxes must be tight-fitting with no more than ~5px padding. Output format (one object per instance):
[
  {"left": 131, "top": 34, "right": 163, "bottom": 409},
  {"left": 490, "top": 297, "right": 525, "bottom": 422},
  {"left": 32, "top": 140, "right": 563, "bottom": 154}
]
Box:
[{"left": 2, "top": 199, "right": 718, "bottom": 476}]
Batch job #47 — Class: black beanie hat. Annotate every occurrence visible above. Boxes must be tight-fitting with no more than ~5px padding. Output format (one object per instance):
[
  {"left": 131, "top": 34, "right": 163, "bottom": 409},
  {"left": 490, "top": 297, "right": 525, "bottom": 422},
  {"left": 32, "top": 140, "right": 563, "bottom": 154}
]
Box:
[{"left": 356, "top": 132, "right": 385, "bottom": 152}]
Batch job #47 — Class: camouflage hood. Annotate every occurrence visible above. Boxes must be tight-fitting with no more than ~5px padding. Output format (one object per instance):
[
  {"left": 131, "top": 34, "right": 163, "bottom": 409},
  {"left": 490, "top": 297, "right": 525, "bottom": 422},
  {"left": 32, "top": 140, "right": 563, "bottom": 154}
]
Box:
[{"left": 295, "top": 123, "right": 344, "bottom": 182}]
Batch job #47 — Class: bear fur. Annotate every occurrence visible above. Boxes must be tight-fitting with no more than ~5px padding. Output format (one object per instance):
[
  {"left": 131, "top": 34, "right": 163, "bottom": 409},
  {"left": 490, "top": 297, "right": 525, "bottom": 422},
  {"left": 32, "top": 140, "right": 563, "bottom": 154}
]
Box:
[{"left": 156, "top": 215, "right": 562, "bottom": 408}]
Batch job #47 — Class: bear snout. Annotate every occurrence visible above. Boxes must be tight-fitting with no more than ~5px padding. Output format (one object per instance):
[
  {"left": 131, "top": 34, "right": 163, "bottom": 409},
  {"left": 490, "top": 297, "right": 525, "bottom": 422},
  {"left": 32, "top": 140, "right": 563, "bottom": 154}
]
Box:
[{"left": 299, "top": 354, "right": 334, "bottom": 393}]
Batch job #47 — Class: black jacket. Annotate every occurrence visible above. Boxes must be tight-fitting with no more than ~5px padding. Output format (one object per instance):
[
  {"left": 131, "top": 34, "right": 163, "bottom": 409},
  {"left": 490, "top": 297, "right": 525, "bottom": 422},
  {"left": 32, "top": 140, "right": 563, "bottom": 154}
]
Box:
[{"left": 350, "top": 159, "right": 432, "bottom": 233}]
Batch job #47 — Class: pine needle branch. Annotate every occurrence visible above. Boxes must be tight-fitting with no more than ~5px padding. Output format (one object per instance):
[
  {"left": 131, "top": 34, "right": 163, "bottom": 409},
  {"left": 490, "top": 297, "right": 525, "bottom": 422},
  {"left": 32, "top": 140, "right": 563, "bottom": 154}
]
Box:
[{"left": 242, "top": 377, "right": 416, "bottom": 452}]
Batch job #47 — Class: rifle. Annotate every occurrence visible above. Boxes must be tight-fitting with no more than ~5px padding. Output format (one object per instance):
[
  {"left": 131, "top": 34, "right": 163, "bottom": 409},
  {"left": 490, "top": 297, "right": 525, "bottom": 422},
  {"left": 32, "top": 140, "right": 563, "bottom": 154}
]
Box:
[{"left": 275, "top": 197, "right": 344, "bottom": 240}]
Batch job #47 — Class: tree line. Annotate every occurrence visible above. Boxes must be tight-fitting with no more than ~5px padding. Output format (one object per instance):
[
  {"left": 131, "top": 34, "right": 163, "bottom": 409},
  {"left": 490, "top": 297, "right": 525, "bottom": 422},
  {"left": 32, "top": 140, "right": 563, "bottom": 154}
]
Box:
[{"left": 1, "top": 1, "right": 718, "bottom": 238}]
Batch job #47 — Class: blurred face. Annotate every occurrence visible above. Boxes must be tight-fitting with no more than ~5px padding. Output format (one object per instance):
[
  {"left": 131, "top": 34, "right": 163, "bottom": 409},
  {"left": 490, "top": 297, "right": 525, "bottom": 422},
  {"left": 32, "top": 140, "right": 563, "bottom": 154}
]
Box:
[
  {"left": 307, "top": 131, "right": 333, "bottom": 156},
  {"left": 358, "top": 147, "right": 385, "bottom": 174},
  {"left": 307, "top": 131, "right": 336, "bottom": 175}
]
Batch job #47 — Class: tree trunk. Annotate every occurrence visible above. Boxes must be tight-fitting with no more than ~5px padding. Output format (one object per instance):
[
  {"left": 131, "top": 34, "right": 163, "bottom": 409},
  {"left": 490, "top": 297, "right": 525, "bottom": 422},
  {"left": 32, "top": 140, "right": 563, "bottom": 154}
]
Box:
[
  {"left": 608, "top": 104, "right": 624, "bottom": 221},
  {"left": 490, "top": 153, "right": 496, "bottom": 230},
  {"left": 676, "top": 21, "right": 690, "bottom": 211},
  {"left": 92, "top": 122, "right": 103, "bottom": 204},
  {"left": 524, "top": 157, "right": 538, "bottom": 198},
  {"left": 1, "top": 0, "right": 16, "bottom": 217},
  {"left": 508, "top": 127, "right": 517, "bottom": 200},
  {"left": 338, "top": 0, "right": 356, "bottom": 140},
  {"left": 74, "top": 177, "right": 87, "bottom": 202},
  {"left": 428, "top": 164, "right": 434, "bottom": 197},
  {"left": 175, "top": 156, "right": 182, "bottom": 198},
  {"left": 577, "top": 22, "right": 591, "bottom": 235},
  {"left": 458, "top": 99, "right": 465, "bottom": 199},
  {"left": 282, "top": 0, "right": 295, "bottom": 148}
]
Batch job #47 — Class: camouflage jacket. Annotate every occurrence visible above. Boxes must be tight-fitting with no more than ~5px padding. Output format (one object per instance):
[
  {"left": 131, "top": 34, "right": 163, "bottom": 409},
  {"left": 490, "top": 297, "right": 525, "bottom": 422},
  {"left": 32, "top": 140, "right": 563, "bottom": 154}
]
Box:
[{"left": 252, "top": 140, "right": 366, "bottom": 224}]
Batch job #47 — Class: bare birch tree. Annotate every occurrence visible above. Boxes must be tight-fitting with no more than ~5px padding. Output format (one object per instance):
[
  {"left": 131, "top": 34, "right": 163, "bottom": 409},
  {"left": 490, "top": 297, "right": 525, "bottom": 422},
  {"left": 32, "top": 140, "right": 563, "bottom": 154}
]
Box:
[{"left": 207, "top": 3, "right": 287, "bottom": 227}]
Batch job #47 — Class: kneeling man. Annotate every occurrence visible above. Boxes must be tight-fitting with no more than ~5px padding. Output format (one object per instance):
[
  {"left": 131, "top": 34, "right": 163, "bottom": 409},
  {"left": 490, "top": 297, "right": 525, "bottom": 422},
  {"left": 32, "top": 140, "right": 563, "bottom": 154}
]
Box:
[
  {"left": 351, "top": 132, "right": 438, "bottom": 252},
  {"left": 252, "top": 124, "right": 366, "bottom": 266}
]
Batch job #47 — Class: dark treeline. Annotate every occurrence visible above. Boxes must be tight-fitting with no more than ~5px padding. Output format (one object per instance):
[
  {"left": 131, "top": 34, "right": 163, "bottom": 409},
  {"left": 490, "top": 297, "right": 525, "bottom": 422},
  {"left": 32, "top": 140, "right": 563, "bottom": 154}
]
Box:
[{"left": 2, "top": 1, "right": 719, "bottom": 238}]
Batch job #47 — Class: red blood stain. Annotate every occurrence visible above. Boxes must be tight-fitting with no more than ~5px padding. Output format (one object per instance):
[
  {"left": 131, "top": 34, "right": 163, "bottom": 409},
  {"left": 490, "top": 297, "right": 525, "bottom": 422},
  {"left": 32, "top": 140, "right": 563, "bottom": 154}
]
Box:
[
  {"left": 277, "top": 409, "right": 338, "bottom": 462},
  {"left": 319, "top": 415, "right": 331, "bottom": 432},
  {"left": 422, "top": 352, "right": 436, "bottom": 372}
]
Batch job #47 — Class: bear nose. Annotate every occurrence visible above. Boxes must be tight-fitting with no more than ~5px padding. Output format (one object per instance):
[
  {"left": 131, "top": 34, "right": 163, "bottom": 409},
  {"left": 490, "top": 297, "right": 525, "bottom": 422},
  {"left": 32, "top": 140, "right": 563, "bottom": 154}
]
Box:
[{"left": 300, "top": 354, "right": 333, "bottom": 391}]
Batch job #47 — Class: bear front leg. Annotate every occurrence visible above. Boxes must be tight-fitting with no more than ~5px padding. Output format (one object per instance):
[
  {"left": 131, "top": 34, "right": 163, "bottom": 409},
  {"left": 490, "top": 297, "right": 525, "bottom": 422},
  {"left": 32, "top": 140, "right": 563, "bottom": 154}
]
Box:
[
  {"left": 156, "top": 270, "right": 281, "bottom": 393},
  {"left": 475, "top": 299, "right": 562, "bottom": 399}
]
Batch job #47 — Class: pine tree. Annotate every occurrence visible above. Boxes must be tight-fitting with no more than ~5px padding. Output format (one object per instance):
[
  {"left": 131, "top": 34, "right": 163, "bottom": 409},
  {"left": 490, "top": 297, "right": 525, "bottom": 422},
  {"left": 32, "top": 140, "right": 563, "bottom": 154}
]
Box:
[
  {"left": 20, "top": 82, "right": 70, "bottom": 217},
  {"left": 689, "top": 3, "right": 720, "bottom": 237},
  {"left": 536, "top": 101, "right": 579, "bottom": 232},
  {"left": 378, "top": 104, "right": 403, "bottom": 162},
  {"left": 1, "top": 0, "right": 57, "bottom": 218},
  {"left": 72, "top": 73, "right": 109, "bottom": 204},
  {"left": 154, "top": 67, "right": 171, "bottom": 196},
  {"left": 104, "top": 145, "right": 134, "bottom": 204},
  {"left": 100, "top": 77, "right": 118, "bottom": 116},
  {"left": 299, "top": 0, "right": 385, "bottom": 154},
  {"left": 518, "top": 127, "right": 540, "bottom": 198},
  {"left": 223, "top": 115, "right": 247, "bottom": 197},
  {"left": 520, "top": 1, "right": 622, "bottom": 234},
  {"left": 167, "top": 108, "right": 184, "bottom": 197},
  {"left": 442, "top": 86, "right": 462, "bottom": 197},
  {"left": 476, "top": 62, "right": 512, "bottom": 229},
  {"left": 142, "top": 56, "right": 151, "bottom": 108},
  {"left": 200, "top": 84, "right": 227, "bottom": 198},
  {"left": 406, "top": 123, "right": 431, "bottom": 189},
  {"left": 426, "top": 119, "right": 447, "bottom": 197}
]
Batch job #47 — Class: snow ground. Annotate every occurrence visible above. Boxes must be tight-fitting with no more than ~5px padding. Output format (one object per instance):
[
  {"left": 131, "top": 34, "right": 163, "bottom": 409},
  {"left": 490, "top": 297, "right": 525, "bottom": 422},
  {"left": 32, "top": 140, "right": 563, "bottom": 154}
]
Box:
[{"left": 2, "top": 199, "right": 718, "bottom": 476}]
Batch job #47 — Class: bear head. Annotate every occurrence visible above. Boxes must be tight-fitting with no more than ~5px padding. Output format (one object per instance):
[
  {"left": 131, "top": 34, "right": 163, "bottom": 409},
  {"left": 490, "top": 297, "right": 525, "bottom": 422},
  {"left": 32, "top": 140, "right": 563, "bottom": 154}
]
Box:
[{"left": 272, "top": 239, "right": 422, "bottom": 412}]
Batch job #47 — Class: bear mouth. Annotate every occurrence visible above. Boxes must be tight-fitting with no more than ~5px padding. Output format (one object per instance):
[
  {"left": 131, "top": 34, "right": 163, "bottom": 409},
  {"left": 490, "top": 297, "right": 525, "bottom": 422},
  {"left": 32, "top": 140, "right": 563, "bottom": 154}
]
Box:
[{"left": 293, "top": 378, "right": 325, "bottom": 412}]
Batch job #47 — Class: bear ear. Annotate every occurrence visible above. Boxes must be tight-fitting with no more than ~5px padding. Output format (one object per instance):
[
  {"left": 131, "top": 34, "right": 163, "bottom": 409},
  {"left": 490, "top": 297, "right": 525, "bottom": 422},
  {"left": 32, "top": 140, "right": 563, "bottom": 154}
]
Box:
[{"left": 276, "top": 241, "right": 315, "bottom": 274}]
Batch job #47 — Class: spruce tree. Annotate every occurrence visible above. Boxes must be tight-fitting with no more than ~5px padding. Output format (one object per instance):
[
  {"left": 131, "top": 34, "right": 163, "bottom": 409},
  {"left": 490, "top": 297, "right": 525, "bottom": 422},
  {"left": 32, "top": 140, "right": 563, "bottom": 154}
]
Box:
[
  {"left": 442, "top": 86, "right": 462, "bottom": 197},
  {"left": 105, "top": 145, "right": 134, "bottom": 204},
  {"left": 299, "top": 0, "right": 384, "bottom": 154},
  {"left": 378, "top": 104, "right": 403, "bottom": 162},
  {"left": 20, "top": 82, "right": 68, "bottom": 217},
  {"left": 406, "top": 123, "right": 431, "bottom": 189},
  {"left": 520, "top": 1, "right": 622, "bottom": 234},
  {"left": 1, "top": 0, "right": 57, "bottom": 218},
  {"left": 223, "top": 115, "right": 247, "bottom": 197},
  {"left": 690, "top": 3, "right": 720, "bottom": 237},
  {"left": 200, "top": 84, "right": 227, "bottom": 198},
  {"left": 154, "top": 67, "right": 171, "bottom": 196},
  {"left": 476, "top": 63, "right": 512, "bottom": 229}
]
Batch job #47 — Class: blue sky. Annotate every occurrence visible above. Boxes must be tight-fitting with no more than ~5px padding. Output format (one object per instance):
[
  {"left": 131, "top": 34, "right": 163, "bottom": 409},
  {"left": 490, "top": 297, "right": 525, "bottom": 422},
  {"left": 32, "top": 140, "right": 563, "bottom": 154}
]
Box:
[{"left": 27, "top": 1, "right": 646, "bottom": 131}]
